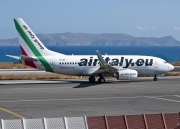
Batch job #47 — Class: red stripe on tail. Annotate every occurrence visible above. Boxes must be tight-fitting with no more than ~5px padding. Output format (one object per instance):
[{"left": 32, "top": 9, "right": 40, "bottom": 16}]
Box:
[
  {"left": 20, "top": 45, "right": 27, "bottom": 56},
  {"left": 20, "top": 46, "right": 37, "bottom": 68}
]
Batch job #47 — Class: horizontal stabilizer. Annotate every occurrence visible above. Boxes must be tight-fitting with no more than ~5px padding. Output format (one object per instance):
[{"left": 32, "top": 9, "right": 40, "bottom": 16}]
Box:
[{"left": 6, "top": 55, "right": 20, "bottom": 60}]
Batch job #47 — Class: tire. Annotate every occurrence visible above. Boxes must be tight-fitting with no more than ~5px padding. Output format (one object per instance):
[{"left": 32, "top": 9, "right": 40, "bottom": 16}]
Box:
[
  {"left": 154, "top": 78, "right": 158, "bottom": 81},
  {"left": 98, "top": 77, "right": 105, "bottom": 83},
  {"left": 89, "top": 76, "right": 95, "bottom": 82}
]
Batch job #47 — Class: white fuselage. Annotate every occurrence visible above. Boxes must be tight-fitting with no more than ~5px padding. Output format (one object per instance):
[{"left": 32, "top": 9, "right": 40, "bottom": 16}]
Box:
[
  {"left": 28, "top": 54, "right": 174, "bottom": 76},
  {"left": 13, "top": 18, "right": 175, "bottom": 83}
]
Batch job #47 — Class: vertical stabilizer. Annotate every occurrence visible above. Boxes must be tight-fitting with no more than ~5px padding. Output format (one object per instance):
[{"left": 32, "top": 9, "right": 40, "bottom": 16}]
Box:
[
  {"left": 14, "top": 18, "right": 64, "bottom": 72},
  {"left": 14, "top": 18, "right": 64, "bottom": 57}
]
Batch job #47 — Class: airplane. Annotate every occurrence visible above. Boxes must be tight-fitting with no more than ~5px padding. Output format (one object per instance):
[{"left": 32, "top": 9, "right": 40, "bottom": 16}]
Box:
[{"left": 7, "top": 18, "right": 174, "bottom": 83}]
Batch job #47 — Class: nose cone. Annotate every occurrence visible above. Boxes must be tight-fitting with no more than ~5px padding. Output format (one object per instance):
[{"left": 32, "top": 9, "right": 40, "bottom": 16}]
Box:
[{"left": 168, "top": 64, "right": 174, "bottom": 71}]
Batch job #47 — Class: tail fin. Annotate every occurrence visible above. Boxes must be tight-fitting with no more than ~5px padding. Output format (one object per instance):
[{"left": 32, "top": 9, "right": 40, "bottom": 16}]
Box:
[{"left": 14, "top": 18, "right": 64, "bottom": 57}]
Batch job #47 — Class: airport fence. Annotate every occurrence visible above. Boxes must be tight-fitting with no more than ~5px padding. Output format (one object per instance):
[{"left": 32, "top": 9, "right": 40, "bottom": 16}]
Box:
[{"left": 0, "top": 112, "right": 180, "bottom": 129}]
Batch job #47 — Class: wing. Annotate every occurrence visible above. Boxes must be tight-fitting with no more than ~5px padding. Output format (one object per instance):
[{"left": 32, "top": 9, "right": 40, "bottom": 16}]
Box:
[{"left": 95, "top": 50, "right": 120, "bottom": 74}]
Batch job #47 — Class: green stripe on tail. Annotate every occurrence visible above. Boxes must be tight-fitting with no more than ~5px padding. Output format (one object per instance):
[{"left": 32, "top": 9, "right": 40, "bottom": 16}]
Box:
[{"left": 14, "top": 19, "right": 53, "bottom": 72}]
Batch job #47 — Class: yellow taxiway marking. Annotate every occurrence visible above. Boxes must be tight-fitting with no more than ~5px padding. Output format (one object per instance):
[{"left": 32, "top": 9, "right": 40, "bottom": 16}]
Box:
[{"left": 0, "top": 107, "right": 26, "bottom": 119}]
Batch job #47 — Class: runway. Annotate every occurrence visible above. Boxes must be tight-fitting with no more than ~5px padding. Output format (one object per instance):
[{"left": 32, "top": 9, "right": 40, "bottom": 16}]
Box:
[{"left": 0, "top": 77, "right": 180, "bottom": 119}]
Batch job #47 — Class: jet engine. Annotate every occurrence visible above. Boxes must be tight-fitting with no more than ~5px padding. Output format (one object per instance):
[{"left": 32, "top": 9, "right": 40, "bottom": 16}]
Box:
[{"left": 113, "top": 69, "right": 138, "bottom": 80}]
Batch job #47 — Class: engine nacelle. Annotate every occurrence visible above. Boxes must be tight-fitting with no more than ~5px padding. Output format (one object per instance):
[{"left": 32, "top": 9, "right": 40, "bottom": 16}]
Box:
[{"left": 113, "top": 69, "right": 138, "bottom": 80}]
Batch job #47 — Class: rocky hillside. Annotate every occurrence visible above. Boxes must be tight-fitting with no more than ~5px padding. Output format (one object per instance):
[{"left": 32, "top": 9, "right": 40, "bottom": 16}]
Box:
[{"left": 0, "top": 33, "right": 180, "bottom": 46}]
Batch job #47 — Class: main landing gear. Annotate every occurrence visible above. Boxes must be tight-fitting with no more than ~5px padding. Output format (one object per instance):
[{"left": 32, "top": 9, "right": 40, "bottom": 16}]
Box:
[
  {"left": 154, "top": 75, "right": 158, "bottom": 81},
  {"left": 98, "top": 75, "right": 105, "bottom": 83},
  {"left": 88, "top": 75, "right": 105, "bottom": 83},
  {"left": 89, "top": 76, "right": 96, "bottom": 82}
]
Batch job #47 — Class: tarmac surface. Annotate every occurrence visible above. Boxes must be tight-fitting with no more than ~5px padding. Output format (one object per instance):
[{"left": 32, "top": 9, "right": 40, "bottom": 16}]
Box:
[{"left": 0, "top": 77, "right": 180, "bottom": 120}]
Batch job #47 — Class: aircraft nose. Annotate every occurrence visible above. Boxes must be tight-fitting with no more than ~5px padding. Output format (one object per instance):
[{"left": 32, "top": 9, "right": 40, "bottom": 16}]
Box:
[{"left": 168, "top": 64, "right": 174, "bottom": 71}]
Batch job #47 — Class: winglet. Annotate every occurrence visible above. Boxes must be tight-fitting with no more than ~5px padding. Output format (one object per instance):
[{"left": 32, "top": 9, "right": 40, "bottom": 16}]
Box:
[{"left": 96, "top": 50, "right": 108, "bottom": 66}]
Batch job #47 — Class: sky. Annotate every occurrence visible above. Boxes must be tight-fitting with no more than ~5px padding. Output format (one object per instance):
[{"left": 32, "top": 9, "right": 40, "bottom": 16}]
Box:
[{"left": 1, "top": 0, "right": 180, "bottom": 40}]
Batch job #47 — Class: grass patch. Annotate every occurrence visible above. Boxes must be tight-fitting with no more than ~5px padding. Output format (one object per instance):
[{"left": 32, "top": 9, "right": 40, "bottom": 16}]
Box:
[
  {"left": 165, "top": 72, "right": 180, "bottom": 76},
  {"left": 0, "top": 62, "right": 31, "bottom": 69},
  {"left": 0, "top": 74, "right": 81, "bottom": 80},
  {"left": 170, "top": 61, "right": 180, "bottom": 66}
]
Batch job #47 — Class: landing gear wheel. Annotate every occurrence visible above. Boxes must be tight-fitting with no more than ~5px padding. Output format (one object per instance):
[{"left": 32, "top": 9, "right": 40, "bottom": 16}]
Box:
[
  {"left": 98, "top": 77, "right": 105, "bottom": 83},
  {"left": 154, "top": 77, "right": 158, "bottom": 81},
  {"left": 154, "top": 75, "right": 158, "bottom": 81},
  {"left": 89, "top": 76, "right": 95, "bottom": 82}
]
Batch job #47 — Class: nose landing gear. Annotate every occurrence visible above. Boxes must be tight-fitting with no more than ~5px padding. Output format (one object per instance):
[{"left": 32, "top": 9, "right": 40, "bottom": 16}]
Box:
[{"left": 154, "top": 75, "right": 158, "bottom": 81}]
